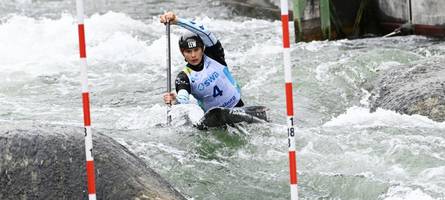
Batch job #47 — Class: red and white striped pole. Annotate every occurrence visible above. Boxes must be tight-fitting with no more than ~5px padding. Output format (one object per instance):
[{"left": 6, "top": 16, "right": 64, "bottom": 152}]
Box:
[
  {"left": 280, "top": 0, "right": 298, "bottom": 199},
  {"left": 76, "top": 0, "right": 97, "bottom": 199}
]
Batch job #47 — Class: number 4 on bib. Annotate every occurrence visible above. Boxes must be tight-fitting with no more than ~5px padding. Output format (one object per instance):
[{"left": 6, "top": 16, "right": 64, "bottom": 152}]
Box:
[{"left": 213, "top": 85, "right": 223, "bottom": 97}]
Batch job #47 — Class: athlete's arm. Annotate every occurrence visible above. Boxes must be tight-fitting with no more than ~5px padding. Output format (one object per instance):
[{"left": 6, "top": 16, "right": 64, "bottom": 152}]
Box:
[
  {"left": 176, "top": 18, "right": 227, "bottom": 66},
  {"left": 160, "top": 12, "right": 227, "bottom": 65},
  {"left": 175, "top": 71, "right": 191, "bottom": 104},
  {"left": 176, "top": 18, "right": 217, "bottom": 47},
  {"left": 203, "top": 41, "right": 226, "bottom": 66}
]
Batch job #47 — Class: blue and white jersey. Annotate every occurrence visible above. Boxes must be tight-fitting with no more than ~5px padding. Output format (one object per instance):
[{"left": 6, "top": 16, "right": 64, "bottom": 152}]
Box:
[{"left": 182, "top": 56, "right": 241, "bottom": 111}]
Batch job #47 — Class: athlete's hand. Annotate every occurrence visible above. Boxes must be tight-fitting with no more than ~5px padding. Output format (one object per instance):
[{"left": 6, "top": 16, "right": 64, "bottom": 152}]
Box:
[
  {"left": 160, "top": 11, "right": 177, "bottom": 24},
  {"left": 163, "top": 92, "right": 176, "bottom": 105}
]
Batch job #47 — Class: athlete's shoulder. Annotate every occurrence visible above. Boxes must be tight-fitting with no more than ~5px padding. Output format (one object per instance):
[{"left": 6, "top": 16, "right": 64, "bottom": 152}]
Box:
[
  {"left": 181, "top": 66, "right": 193, "bottom": 75},
  {"left": 204, "top": 41, "right": 227, "bottom": 66},
  {"left": 176, "top": 70, "right": 189, "bottom": 80},
  {"left": 203, "top": 55, "right": 226, "bottom": 68}
]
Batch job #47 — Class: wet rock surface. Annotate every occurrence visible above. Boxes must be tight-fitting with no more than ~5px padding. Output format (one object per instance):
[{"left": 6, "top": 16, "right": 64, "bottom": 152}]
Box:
[
  {"left": 0, "top": 123, "right": 187, "bottom": 200},
  {"left": 369, "top": 58, "right": 445, "bottom": 122}
]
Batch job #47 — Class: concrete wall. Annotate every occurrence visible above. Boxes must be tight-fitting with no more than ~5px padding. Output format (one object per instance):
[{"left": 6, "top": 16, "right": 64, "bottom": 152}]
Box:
[
  {"left": 412, "top": 0, "right": 445, "bottom": 25},
  {"left": 292, "top": 0, "right": 365, "bottom": 41},
  {"left": 377, "top": 0, "right": 445, "bottom": 25},
  {"left": 301, "top": 0, "right": 321, "bottom": 20},
  {"left": 230, "top": 0, "right": 445, "bottom": 40},
  {"left": 377, "top": 0, "right": 410, "bottom": 22},
  {"left": 293, "top": 0, "right": 323, "bottom": 41}
]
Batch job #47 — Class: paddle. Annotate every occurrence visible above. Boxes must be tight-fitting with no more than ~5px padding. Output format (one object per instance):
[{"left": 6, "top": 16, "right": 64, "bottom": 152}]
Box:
[{"left": 166, "top": 21, "right": 172, "bottom": 125}]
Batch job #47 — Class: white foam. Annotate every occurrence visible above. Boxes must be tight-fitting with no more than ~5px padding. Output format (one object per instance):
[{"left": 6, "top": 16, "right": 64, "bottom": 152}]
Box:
[
  {"left": 315, "top": 57, "right": 350, "bottom": 81},
  {"left": 196, "top": 17, "right": 278, "bottom": 33},
  {"left": 323, "top": 106, "right": 445, "bottom": 129},
  {"left": 114, "top": 103, "right": 203, "bottom": 130},
  {"left": 242, "top": 63, "right": 278, "bottom": 90},
  {"left": 383, "top": 187, "right": 435, "bottom": 200},
  {"left": 359, "top": 89, "right": 372, "bottom": 106},
  {"left": 418, "top": 166, "right": 445, "bottom": 181},
  {"left": 86, "top": 12, "right": 177, "bottom": 67},
  {"left": 416, "top": 166, "right": 445, "bottom": 194},
  {"left": 0, "top": 14, "right": 77, "bottom": 75},
  {"left": 378, "top": 61, "right": 402, "bottom": 71},
  {"left": 0, "top": 12, "right": 175, "bottom": 77},
  {"left": 111, "top": 104, "right": 164, "bottom": 130},
  {"left": 88, "top": 31, "right": 148, "bottom": 64},
  {"left": 169, "top": 104, "right": 204, "bottom": 126},
  {"left": 296, "top": 40, "right": 337, "bottom": 52},
  {"left": 11, "top": 0, "right": 32, "bottom": 5}
]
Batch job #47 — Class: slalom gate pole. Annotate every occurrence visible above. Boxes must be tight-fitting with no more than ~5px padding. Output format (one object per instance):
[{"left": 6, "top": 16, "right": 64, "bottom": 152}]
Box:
[
  {"left": 166, "top": 21, "right": 172, "bottom": 125},
  {"left": 75, "top": 0, "right": 97, "bottom": 199},
  {"left": 280, "top": 0, "right": 298, "bottom": 199}
]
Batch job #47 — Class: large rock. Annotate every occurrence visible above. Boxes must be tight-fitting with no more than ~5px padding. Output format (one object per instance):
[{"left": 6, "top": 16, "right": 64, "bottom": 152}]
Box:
[
  {"left": 0, "top": 123, "right": 187, "bottom": 200},
  {"left": 369, "top": 58, "right": 445, "bottom": 122}
]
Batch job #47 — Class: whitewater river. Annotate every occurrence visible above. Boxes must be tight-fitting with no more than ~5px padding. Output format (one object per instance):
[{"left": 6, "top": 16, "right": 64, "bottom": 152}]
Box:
[{"left": 1, "top": 0, "right": 445, "bottom": 199}]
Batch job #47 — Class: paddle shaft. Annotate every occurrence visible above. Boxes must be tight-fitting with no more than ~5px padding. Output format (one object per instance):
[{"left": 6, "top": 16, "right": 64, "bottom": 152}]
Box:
[{"left": 166, "top": 21, "right": 172, "bottom": 124}]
